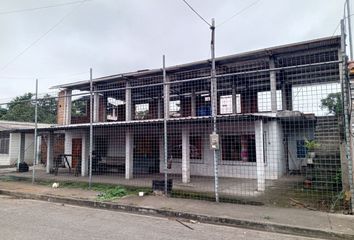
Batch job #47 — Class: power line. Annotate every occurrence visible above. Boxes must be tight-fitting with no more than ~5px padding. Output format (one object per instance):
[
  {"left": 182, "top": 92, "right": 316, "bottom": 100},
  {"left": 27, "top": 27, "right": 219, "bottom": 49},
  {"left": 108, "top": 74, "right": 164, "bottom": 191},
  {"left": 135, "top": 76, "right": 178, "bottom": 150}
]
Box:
[
  {"left": 181, "top": 0, "right": 211, "bottom": 27},
  {"left": 217, "top": 0, "right": 261, "bottom": 27},
  {"left": 0, "top": 0, "right": 89, "bottom": 73},
  {"left": 0, "top": 71, "right": 88, "bottom": 80},
  {"left": 0, "top": 0, "right": 90, "bottom": 15}
]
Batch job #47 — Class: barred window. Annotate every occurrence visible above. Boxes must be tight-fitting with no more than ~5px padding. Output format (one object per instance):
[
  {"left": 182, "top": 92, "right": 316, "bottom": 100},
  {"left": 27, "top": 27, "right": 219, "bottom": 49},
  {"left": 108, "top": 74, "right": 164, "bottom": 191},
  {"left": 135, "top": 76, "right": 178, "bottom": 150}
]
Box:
[
  {"left": 0, "top": 133, "right": 10, "bottom": 154},
  {"left": 221, "top": 135, "right": 256, "bottom": 162}
]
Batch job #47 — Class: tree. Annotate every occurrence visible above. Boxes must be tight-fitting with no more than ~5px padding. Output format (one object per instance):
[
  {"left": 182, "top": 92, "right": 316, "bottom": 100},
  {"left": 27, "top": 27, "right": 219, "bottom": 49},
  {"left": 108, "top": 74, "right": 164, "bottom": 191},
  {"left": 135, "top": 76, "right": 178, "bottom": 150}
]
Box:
[
  {"left": 320, "top": 92, "right": 343, "bottom": 116},
  {"left": 0, "top": 93, "right": 57, "bottom": 124},
  {"left": 0, "top": 108, "right": 7, "bottom": 119}
]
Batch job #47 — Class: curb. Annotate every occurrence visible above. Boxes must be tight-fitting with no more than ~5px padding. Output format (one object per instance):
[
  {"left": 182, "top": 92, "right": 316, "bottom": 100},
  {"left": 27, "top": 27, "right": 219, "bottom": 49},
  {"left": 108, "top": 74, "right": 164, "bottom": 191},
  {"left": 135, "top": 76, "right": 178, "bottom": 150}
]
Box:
[{"left": 0, "top": 189, "right": 352, "bottom": 240}]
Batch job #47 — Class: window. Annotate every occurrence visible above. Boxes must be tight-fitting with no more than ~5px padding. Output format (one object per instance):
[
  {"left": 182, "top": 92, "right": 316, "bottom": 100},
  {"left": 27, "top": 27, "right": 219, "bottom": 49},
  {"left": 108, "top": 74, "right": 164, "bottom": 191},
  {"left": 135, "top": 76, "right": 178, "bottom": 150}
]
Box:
[
  {"left": 292, "top": 83, "right": 341, "bottom": 116},
  {"left": 169, "top": 100, "right": 181, "bottom": 117},
  {"left": 197, "top": 94, "right": 211, "bottom": 116},
  {"left": 135, "top": 103, "right": 149, "bottom": 119},
  {"left": 296, "top": 140, "right": 307, "bottom": 158},
  {"left": 220, "top": 94, "right": 241, "bottom": 114},
  {"left": 167, "top": 134, "right": 202, "bottom": 160},
  {"left": 221, "top": 135, "right": 256, "bottom": 162},
  {"left": 220, "top": 95, "right": 232, "bottom": 114},
  {"left": 257, "top": 90, "right": 282, "bottom": 112},
  {"left": 107, "top": 97, "right": 125, "bottom": 121},
  {"left": 168, "top": 134, "right": 182, "bottom": 159},
  {"left": 0, "top": 133, "right": 9, "bottom": 154},
  {"left": 190, "top": 136, "right": 202, "bottom": 160},
  {"left": 71, "top": 97, "right": 87, "bottom": 117}
]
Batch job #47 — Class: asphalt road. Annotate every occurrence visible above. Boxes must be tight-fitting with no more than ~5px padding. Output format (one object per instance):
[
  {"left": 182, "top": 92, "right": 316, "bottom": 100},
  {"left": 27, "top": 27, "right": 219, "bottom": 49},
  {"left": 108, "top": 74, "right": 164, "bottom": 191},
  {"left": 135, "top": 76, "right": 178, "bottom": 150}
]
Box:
[{"left": 0, "top": 195, "right": 323, "bottom": 240}]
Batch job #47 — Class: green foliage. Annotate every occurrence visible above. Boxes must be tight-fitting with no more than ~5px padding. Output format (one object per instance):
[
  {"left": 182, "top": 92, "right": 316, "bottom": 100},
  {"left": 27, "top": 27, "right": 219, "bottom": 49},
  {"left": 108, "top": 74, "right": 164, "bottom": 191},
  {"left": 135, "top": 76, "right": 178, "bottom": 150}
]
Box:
[
  {"left": 0, "top": 108, "right": 7, "bottom": 118},
  {"left": 71, "top": 98, "right": 87, "bottom": 117},
  {"left": 0, "top": 93, "right": 57, "bottom": 124},
  {"left": 320, "top": 92, "right": 343, "bottom": 116},
  {"left": 304, "top": 139, "right": 320, "bottom": 151},
  {"left": 332, "top": 171, "right": 342, "bottom": 186},
  {"left": 97, "top": 186, "right": 128, "bottom": 200}
]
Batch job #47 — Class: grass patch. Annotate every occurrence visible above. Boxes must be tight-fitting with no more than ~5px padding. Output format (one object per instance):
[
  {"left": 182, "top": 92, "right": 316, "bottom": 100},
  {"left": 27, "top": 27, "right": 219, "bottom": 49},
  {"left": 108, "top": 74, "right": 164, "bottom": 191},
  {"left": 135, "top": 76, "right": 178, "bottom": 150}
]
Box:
[
  {"left": 0, "top": 176, "right": 152, "bottom": 201},
  {"left": 97, "top": 186, "right": 127, "bottom": 201}
]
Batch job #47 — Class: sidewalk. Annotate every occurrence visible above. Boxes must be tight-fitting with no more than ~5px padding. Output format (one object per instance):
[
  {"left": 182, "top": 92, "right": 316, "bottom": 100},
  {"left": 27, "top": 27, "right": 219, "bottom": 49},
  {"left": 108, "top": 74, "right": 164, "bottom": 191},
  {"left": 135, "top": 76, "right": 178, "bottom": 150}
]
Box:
[{"left": 0, "top": 180, "right": 353, "bottom": 240}]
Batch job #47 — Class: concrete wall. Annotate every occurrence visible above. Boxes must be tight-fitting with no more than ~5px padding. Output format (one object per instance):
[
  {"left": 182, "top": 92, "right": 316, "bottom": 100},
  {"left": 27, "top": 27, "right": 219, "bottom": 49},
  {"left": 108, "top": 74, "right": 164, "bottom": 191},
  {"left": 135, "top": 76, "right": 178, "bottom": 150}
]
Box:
[
  {"left": 159, "top": 120, "right": 286, "bottom": 180},
  {"left": 58, "top": 119, "right": 288, "bottom": 180},
  {"left": 8, "top": 133, "right": 19, "bottom": 165},
  {"left": 0, "top": 154, "right": 9, "bottom": 165},
  {"left": 0, "top": 133, "right": 36, "bottom": 166}
]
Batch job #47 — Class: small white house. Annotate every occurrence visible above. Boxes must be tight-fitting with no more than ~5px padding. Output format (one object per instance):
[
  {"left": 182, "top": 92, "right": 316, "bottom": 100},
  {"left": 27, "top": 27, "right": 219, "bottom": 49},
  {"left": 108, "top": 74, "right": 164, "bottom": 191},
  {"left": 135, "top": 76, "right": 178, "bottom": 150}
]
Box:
[{"left": 0, "top": 121, "right": 50, "bottom": 166}]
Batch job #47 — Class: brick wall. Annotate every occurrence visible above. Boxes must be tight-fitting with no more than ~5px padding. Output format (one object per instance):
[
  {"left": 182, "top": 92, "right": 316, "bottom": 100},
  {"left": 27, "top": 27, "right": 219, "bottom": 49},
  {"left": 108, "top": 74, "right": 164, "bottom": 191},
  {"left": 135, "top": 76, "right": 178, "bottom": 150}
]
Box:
[{"left": 57, "top": 90, "right": 66, "bottom": 125}]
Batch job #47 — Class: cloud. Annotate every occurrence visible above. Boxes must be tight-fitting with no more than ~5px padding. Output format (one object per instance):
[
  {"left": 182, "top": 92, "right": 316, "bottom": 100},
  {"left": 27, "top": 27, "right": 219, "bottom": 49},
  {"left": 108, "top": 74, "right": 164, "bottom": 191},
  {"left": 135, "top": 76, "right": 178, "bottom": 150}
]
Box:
[{"left": 0, "top": 0, "right": 345, "bottom": 102}]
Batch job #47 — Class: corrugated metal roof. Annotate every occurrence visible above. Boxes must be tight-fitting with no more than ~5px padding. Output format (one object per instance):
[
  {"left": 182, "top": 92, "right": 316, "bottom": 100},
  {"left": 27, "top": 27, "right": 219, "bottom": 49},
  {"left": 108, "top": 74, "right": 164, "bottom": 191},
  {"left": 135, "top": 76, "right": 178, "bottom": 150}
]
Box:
[
  {"left": 51, "top": 36, "right": 341, "bottom": 90},
  {"left": 10, "top": 112, "right": 313, "bottom": 133},
  {"left": 0, "top": 121, "right": 52, "bottom": 132}
]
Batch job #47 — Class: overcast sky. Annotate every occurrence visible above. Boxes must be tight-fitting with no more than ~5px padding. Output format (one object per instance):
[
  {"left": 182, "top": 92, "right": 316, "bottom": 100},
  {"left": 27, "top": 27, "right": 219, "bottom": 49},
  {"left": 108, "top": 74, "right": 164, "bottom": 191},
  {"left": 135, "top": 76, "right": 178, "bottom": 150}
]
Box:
[{"left": 0, "top": 0, "right": 347, "bottom": 102}]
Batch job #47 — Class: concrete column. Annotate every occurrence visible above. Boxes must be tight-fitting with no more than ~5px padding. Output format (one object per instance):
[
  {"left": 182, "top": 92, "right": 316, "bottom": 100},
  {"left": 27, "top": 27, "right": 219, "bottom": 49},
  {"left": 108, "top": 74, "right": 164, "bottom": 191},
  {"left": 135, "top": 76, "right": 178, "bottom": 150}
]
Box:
[
  {"left": 232, "top": 83, "right": 237, "bottom": 114},
  {"left": 125, "top": 81, "right": 132, "bottom": 121},
  {"left": 64, "top": 90, "right": 72, "bottom": 125},
  {"left": 164, "top": 77, "right": 170, "bottom": 119},
  {"left": 191, "top": 89, "right": 196, "bottom": 117},
  {"left": 81, "top": 132, "right": 89, "bottom": 177},
  {"left": 18, "top": 133, "right": 25, "bottom": 168},
  {"left": 255, "top": 120, "right": 265, "bottom": 191},
  {"left": 125, "top": 129, "right": 133, "bottom": 179},
  {"left": 93, "top": 87, "right": 100, "bottom": 122},
  {"left": 269, "top": 59, "right": 277, "bottom": 113},
  {"left": 46, "top": 132, "right": 54, "bottom": 173},
  {"left": 182, "top": 128, "right": 190, "bottom": 183}
]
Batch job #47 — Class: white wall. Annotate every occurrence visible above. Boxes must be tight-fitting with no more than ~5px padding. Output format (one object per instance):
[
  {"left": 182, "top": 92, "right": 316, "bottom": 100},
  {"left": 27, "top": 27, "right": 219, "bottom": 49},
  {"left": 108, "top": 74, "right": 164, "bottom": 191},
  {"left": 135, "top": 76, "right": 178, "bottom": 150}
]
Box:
[
  {"left": 161, "top": 120, "right": 286, "bottom": 180},
  {"left": 9, "top": 133, "right": 20, "bottom": 165},
  {"left": 0, "top": 154, "right": 9, "bottom": 165},
  {"left": 264, "top": 121, "right": 285, "bottom": 179},
  {"left": 6, "top": 133, "right": 35, "bottom": 166},
  {"left": 24, "top": 133, "right": 35, "bottom": 164}
]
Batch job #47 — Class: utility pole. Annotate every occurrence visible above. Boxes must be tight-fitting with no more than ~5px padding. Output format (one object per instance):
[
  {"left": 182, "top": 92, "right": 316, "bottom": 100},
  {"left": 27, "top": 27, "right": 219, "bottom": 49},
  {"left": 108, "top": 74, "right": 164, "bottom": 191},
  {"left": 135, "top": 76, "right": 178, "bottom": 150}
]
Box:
[
  {"left": 89, "top": 68, "right": 93, "bottom": 189},
  {"left": 32, "top": 79, "right": 38, "bottom": 184},
  {"left": 163, "top": 55, "right": 168, "bottom": 195},
  {"left": 210, "top": 18, "right": 219, "bottom": 202},
  {"left": 347, "top": 0, "right": 353, "bottom": 60}
]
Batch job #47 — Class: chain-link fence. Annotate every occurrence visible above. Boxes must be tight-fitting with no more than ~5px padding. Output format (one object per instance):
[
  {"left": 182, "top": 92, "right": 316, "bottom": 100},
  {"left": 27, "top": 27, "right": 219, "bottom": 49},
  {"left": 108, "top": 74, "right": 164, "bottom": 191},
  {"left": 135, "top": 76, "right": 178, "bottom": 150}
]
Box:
[{"left": 0, "top": 32, "right": 353, "bottom": 213}]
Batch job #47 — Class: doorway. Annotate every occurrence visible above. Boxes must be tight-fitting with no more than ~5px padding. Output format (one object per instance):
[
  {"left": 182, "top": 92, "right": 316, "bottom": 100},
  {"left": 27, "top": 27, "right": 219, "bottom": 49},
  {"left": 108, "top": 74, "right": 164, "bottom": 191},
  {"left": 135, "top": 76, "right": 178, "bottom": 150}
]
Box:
[{"left": 72, "top": 138, "right": 82, "bottom": 168}]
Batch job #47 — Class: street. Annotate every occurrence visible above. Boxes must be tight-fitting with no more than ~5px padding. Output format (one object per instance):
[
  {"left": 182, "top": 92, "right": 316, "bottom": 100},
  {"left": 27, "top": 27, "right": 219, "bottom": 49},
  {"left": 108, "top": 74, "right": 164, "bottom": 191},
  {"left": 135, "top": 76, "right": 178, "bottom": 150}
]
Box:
[{"left": 0, "top": 195, "right": 323, "bottom": 240}]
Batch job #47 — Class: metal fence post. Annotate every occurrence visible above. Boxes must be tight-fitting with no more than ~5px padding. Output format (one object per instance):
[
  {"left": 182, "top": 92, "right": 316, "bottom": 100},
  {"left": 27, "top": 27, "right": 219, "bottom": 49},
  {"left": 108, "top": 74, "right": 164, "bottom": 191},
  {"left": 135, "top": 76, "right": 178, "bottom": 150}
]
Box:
[
  {"left": 163, "top": 55, "right": 169, "bottom": 195},
  {"left": 32, "top": 79, "right": 38, "bottom": 184},
  {"left": 210, "top": 18, "right": 219, "bottom": 202},
  {"left": 89, "top": 68, "right": 93, "bottom": 189},
  {"left": 341, "top": 19, "right": 354, "bottom": 212}
]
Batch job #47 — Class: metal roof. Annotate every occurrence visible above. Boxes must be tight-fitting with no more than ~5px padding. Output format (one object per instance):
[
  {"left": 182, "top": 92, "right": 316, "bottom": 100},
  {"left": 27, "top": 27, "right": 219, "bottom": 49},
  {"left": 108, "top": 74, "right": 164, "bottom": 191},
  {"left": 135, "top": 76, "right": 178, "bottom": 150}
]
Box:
[
  {"left": 51, "top": 36, "right": 341, "bottom": 90},
  {"left": 0, "top": 121, "right": 52, "bottom": 132},
  {"left": 11, "top": 111, "right": 314, "bottom": 133}
]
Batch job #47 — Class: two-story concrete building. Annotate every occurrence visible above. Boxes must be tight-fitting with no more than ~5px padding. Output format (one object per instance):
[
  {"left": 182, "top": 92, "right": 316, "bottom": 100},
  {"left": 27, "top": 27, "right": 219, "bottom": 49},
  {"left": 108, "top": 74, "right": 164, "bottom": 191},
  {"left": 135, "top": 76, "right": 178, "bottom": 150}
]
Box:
[{"left": 6, "top": 36, "right": 344, "bottom": 195}]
